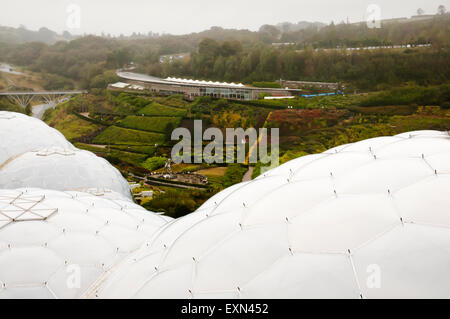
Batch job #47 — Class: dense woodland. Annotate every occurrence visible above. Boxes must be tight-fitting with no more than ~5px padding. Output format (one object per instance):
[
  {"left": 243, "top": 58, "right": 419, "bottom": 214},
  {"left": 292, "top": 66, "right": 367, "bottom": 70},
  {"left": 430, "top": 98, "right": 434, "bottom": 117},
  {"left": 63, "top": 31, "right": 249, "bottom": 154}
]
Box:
[{"left": 0, "top": 14, "right": 449, "bottom": 91}]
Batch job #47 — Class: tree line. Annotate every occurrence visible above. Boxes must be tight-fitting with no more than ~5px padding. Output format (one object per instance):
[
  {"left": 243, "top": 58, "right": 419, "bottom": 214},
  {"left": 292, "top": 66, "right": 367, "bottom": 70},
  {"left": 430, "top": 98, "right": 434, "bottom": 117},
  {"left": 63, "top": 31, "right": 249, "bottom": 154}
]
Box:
[{"left": 0, "top": 15, "right": 448, "bottom": 90}]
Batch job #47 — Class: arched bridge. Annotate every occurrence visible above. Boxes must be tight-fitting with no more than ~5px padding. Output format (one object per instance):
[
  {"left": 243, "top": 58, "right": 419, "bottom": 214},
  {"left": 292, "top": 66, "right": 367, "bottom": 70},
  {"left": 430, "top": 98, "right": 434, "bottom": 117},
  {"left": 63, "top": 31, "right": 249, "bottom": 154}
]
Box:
[{"left": 0, "top": 91, "right": 87, "bottom": 108}]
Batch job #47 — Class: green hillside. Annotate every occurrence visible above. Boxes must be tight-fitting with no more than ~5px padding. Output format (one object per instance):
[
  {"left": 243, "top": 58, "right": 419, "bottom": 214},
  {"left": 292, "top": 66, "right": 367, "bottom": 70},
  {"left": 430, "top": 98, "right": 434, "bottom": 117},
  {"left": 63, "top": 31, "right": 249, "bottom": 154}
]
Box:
[
  {"left": 118, "top": 115, "right": 182, "bottom": 133},
  {"left": 93, "top": 126, "right": 166, "bottom": 145}
]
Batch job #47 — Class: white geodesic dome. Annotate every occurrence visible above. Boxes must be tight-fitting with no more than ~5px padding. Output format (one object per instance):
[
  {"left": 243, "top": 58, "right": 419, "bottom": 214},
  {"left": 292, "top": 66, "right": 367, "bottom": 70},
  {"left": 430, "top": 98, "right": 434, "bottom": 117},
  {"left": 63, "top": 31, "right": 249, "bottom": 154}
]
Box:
[
  {"left": 0, "top": 147, "right": 132, "bottom": 199},
  {"left": 0, "top": 111, "right": 73, "bottom": 167},
  {"left": 0, "top": 188, "right": 171, "bottom": 299},
  {"left": 92, "top": 130, "right": 450, "bottom": 299}
]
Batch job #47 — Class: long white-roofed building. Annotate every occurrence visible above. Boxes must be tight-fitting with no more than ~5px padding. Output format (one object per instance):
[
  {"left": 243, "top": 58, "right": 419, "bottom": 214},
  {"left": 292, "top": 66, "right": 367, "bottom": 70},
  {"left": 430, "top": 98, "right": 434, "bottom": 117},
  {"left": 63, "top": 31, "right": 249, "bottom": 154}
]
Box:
[{"left": 110, "top": 71, "right": 302, "bottom": 101}]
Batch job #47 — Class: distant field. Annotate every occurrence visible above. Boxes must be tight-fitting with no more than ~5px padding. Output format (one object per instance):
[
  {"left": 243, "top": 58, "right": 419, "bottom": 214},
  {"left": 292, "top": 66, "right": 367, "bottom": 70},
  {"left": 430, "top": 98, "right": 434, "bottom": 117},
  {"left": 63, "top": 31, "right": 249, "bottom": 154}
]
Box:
[
  {"left": 138, "top": 102, "right": 187, "bottom": 117},
  {"left": 118, "top": 115, "right": 182, "bottom": 133},
  {"left": 93, "top": 126, "right": 165, "bottom": 145},
  {"left": 197, "top": 167, "right": 227, "bottom": 177}
]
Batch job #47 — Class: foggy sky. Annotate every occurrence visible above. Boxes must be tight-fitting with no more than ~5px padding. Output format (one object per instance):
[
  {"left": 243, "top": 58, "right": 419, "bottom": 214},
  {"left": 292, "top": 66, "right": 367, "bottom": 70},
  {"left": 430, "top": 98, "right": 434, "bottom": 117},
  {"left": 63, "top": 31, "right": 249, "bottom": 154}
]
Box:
[{"left": 1, "top": 0, "right": 449, "bottom": 36}]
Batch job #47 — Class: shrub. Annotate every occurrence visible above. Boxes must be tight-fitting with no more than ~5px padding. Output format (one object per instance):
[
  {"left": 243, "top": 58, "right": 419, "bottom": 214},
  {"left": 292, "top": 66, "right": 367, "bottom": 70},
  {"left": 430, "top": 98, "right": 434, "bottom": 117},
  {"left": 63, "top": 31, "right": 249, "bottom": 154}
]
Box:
[
  {"left": 359, "top": 85, "right": 450, "bottom": 107},
  {"left": 141, "top": 157, "right": 167, "bottom": 171},
  {"left": 223, "top": 164, "right": 247, "bottom": 187},
  {"left": 142, "top": 188, "right": 212, "bottom": 218},
  {"left": 252, "top": 81, "right": 282, "bottom": 88}
]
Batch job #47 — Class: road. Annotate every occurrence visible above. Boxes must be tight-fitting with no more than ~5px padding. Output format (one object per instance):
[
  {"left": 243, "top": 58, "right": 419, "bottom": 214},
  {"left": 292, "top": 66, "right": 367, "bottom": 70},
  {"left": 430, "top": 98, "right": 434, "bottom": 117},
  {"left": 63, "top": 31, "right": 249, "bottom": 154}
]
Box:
[
  {"left": 31, "top": 97, "right": 71, "bottom": 119},
  {"left": 242, "top": 167, "right": 254, "bottom": 182},
  {"left": 32, "top": 103, "right": 54, "bottom": 119},
  {"left": 0, "top": 63, "right": 23, "bottom": 75}
]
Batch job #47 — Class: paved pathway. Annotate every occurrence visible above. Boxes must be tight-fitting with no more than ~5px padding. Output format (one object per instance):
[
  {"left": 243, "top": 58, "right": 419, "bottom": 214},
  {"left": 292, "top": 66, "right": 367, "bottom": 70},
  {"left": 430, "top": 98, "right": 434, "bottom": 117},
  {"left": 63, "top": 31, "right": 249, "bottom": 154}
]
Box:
[
  {"left": 242, "top": 167, "right": 254, "bottom": 182},
  {"left": 32, "top": 103, "right": 54, "bottom": 119}
]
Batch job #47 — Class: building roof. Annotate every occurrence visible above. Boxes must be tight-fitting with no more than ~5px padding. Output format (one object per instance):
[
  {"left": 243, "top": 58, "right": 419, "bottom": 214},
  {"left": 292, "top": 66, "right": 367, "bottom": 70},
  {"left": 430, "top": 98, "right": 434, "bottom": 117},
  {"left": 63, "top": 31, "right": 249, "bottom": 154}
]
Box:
[
  {"left": 117, "top": 71, "right": 301, "bottom": 92},
  {"left": 165, "top": 77, "right": 245, "bottom": 88},
  {"left": 110, "top": 82, "right": 130, "bottom": 89}
]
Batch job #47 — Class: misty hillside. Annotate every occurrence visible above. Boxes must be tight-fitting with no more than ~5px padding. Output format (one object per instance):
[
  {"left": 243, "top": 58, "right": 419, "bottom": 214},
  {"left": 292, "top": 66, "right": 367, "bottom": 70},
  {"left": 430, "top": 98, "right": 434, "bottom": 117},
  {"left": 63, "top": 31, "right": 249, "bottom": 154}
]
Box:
[
  {"left": 276, "top": 21, "right": 326, "bottom": 32},
  {"left": 0, "top": 26, "right": 76, "bottom": 44}
]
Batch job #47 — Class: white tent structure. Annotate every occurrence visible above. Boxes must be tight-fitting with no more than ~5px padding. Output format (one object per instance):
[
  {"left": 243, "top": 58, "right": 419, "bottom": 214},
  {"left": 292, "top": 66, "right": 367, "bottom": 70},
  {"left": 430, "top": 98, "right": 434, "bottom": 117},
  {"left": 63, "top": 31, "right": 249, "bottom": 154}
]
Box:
[
  {"left": 0, "top": 147, "right": 133, "bottom": 199},
  {"left": 165, "top": 77, "right": 244, "bottom": 88},
  {"left": 0, "top": 111, "right": 73, "bottom": 167},
  {"left": 0, "top": 188, "right": 171, "bottom": 299},
  {"left": 91, "top": 130, "right": 450, "bottom": 299}
]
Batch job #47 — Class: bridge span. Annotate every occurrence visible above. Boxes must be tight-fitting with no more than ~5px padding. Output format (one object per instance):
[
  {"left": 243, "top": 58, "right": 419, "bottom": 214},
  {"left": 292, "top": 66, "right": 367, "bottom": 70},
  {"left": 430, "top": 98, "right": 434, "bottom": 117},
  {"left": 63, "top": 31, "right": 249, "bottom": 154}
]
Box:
[{"left": 0, "top": 90, "right": 87, "bottom": 109}]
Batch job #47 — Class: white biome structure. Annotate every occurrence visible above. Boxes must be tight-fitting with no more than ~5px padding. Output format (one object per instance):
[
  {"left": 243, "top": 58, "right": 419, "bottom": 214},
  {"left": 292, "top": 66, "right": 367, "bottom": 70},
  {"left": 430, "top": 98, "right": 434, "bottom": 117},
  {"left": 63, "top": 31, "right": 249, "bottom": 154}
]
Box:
[
  {"left": 0, "top": 112, "right": 174, "bottom": 299},
  {"left": 0, "top": 111, "right": 73, "bottom": 167},
  {"left": 0, "top": 147, "right": 133, "bottom": 199},
  {"left": 92, "top": 130, "right": 450, "bottom": 299},
  {"left": 0, "top": 188, "right": 171, "bottom": 299}
]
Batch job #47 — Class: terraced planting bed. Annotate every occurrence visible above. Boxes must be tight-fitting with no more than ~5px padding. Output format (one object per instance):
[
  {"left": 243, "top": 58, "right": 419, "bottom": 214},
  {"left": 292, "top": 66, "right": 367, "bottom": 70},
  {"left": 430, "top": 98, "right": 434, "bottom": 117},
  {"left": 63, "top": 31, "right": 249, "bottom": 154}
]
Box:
[
  {"left": 93, "top": 125, "right": 165, "bottom": 145},
  {"left": 118, "top": 115, "right": 182, "bottom": 133},
  {"left": 138, "top": 102, "right": 187, "bottom": 117}
]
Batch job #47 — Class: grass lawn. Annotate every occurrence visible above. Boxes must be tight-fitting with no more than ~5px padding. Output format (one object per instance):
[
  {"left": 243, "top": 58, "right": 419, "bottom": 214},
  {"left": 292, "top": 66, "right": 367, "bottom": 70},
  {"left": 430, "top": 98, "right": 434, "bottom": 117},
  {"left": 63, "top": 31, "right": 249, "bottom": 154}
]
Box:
[
  {"left": 152, "top": 95, "right": 189, "bottom": 109},
  {"left": 118, "top": 115, "right": 182, "bottom": 133},
  {"left": 138, "top": 102, "right": 187, "bottom": 117},
  {"left": 75, "top": 142, "right": 148, "bottom": 166},
  {"left": 45, "top": 110, "right": 102, "bottom": 141},
  {"left": 197, "top": 167, "right": 227, "bottom": 177},
  {"left": 93, "top": 125, "right": 165, "bottom": 145}
]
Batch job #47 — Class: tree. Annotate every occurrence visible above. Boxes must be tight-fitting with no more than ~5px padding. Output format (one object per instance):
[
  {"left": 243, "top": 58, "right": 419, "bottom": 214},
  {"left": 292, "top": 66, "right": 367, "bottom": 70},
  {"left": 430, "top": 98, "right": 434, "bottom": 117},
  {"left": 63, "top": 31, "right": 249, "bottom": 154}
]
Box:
[
  {"left": 106, "top": 48, "right": 131, "bottom": 68},
  {"left": 258, "top": 25, "right": 281, "bottom": 43},
  {"left": 220, "top": 40, "right": 242, "bottom": 57},
  {"left": 417, "top": 8, "right": 425, "bottom": 15},
  {"left": 198, "top": 38, "right": 220, "bottom": 57},
  {"left": 90, "top": 70, "right": 119, "bottom": 89},
  {"left": 438, "top": 5, "right": 447, "bottom": 15},
  {"left": 213, "top": 56, "right": 226, "bottom": 78}
]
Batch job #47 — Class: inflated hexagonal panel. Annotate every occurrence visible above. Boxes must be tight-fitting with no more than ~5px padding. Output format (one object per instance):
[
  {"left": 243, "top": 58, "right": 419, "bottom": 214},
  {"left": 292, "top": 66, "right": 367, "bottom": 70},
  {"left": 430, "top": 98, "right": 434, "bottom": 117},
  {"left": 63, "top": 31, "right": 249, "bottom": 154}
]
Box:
[
  {"left": 0, "top": 147, "right": 132, "bottom": 199},
  {"left": 0, "top": 188, "right": 171, "bottom": 299},
  {"left": 0, "top": 111, "right": 73, "bottom": 167},
  {"left": 94, "top": 131, "right": 450, "bottom": 299}
]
